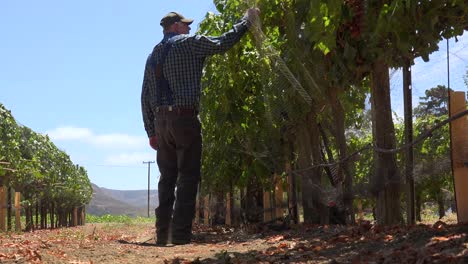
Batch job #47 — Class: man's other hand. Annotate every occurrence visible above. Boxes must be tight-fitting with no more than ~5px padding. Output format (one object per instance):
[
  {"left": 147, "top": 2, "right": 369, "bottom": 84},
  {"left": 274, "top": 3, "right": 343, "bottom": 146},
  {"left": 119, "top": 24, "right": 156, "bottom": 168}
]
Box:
[
  {"left": 149, "top": 136, "right": 158, "bottom": 150},
  {"left": 244, "top": 8, "right": 260, "bottom": 24}
]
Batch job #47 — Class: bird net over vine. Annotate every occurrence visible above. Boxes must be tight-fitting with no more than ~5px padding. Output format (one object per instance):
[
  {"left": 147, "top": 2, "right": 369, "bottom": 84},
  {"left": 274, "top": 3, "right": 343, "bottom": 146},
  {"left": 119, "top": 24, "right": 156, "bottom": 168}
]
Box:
[{"left": 198, "top": 0, "right": 467, "bottom": 224}]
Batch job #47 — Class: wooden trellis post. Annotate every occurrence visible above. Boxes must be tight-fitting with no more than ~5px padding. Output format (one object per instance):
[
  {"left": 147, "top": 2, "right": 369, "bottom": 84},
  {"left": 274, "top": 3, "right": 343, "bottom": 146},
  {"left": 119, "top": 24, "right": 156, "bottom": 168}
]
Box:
[
  {"left": 194, "top": 194, "right": 200, "bottom": 225},
  {"left": 286, "top": 161, "right": 298, "bottom": 223},
  {"left": 14, "top": 192, "right": 21, "bottom": 231},
  {"left": 203, "top": 195, "right": 210, "bottom": 225},
  {"left": 274, "top": 174, "right": 284, "bottom": 219},
  {"left": 263, "top": 190, "right": 272, "bottom": 222},
  {"left": 194, "top": 184, "right": 201, "bottom": 225},
  {"left": 449, "top": 91, "right": 468, "bottom": 223},
  {"left": 0, "top": 186, "right": 5, "bottom": 231},
  {"left": 81, "top": 207, "right": 86, "bottom": 225},
  {"left": 225, "top": 192, "right": 232, "bottom": 226},
  {"left": 73, "top": 207, "right": 78, "bottom": 226}
]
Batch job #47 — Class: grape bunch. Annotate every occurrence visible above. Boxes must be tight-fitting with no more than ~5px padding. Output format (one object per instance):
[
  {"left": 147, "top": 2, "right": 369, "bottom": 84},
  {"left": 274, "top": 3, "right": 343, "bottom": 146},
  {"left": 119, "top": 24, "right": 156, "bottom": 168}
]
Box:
[{"left": 344, "top": 0, "right": 365, "bottom": 39}]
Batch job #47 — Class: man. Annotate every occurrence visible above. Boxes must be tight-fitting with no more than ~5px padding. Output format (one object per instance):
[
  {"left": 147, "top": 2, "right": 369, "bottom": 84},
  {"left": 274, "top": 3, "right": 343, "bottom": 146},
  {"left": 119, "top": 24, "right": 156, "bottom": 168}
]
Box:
[{"left": 141, "top": 9, "right": 259, "bottom": 246}]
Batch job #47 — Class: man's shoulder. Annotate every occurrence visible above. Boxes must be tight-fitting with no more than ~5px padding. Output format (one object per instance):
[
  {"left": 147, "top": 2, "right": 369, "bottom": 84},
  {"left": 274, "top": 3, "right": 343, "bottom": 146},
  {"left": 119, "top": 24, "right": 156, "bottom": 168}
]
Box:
[
  {"left": 172, "top": 34, "right": 193, "bottom": 43},
  {"left": 173, "top": 34, "right": 212, "bottom": 44},
  {"left": 152, "top": 42, "right": 165, "bottom": 51},
  {"left": 146, "top": 42, "right": 165, "bottom": 58},
  {"left": 145, "top": 43, "right": 163, "bottom": 64}
]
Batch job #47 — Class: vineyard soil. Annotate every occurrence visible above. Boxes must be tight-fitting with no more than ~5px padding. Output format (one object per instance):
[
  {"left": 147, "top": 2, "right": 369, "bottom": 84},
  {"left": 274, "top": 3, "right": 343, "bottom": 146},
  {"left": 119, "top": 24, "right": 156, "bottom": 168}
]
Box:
[{"left": 1, "top": 218, "right": 468, "bottom": 263}]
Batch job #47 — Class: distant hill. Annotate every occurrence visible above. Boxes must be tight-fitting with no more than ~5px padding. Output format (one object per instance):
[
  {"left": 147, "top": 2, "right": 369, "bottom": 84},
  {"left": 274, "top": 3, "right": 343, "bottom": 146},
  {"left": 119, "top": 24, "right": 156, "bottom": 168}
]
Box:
[{"left": 86, "top": 183, "right": 158, "bottom": 217}]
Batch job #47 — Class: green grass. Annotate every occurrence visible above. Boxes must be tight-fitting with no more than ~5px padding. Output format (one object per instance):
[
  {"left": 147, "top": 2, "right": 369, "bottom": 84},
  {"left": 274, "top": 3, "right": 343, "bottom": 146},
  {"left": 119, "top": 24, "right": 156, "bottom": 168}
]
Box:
[
  {"left": 356, "top": 204, "right": 458, "bottom": 225},
  {"left": 419, "top": 208, "right": 457, "bottom": 225},
  {"left": 86, "top": 214, "right": 154, "bottom": 224}
]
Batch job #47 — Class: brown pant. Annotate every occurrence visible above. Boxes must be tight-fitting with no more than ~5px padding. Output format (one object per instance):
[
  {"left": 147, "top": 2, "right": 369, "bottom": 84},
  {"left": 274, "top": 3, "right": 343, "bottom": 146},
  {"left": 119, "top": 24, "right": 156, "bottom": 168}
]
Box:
[{"left": 154, "top": 110, "right": 201, "bottom": 243}]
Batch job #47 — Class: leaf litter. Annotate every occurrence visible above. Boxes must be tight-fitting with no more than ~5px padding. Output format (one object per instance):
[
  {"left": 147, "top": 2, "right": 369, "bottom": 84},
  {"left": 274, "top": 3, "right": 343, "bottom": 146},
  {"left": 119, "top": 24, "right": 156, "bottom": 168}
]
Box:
[{"left": 0, "top": 221, "right": 467, "bottom": 263}]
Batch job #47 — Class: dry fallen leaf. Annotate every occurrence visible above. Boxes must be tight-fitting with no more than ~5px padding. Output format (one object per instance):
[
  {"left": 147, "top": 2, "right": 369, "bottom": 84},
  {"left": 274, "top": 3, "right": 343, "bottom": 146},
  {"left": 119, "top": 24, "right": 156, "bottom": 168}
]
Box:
[
  {"left": 277, "top": 242, "right": 288, "bottom": 249},
  {"left": 384, "top": 234, "right": 393, "bottom": 242},
  {"left": 312, "top": 245, "right": 322, "bottom": 252},
  {"left": 431, "top": 236, "right": 450, "bottom": 242},
  {"left": 267, "top": 235, "right": 285, "bottom": 243}
]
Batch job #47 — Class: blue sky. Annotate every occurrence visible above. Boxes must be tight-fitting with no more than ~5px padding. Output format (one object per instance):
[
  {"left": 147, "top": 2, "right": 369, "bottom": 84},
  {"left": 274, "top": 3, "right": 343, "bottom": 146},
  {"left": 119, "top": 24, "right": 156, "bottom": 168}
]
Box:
[
  {"left": 1, "top": 0, "right": 216, "bottom": 190},
  {"left": 1, "top": 1, "right": 467, "bottom": 190},
  {"left": 391, "top": 35, "right": 468, "bottom": 116}
]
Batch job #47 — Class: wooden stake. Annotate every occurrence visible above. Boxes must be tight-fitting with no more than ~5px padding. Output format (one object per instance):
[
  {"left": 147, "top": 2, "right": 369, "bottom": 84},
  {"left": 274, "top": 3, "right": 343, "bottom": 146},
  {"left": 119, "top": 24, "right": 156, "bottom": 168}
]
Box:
[
  {"left": 0, "top": 187, "right": 5, "bottom": 231},
  {"left": 403, "top": 61, "right": 415, "bottom": 225},
  {"left": 194, "top": 194, "right": 200, "bottom": 225},
  {"left": 203, "top": 195, "right": 210, "bottom": 225},
  {"left": 194, "top": 183, "right": 201, "bottom": 225},
  {"left": 449, "top": 91, "right": 468, "bottom": 223},
  {"left": 14, "top": 192, "right": 21, "bottom": 231},
  {"left": 357, "top": 199, "right": 364, "bottom": 221},
  {"left": 225, "top": 193, "right": 231, "bottom": 226},
  {"left": 275, "top": 175, "right": 284, "bottom": 219},
  {"left": 73, "top": 207, "right": 78, "bottom": 226},
  {"left": 263, "top": 191, "right": 272, "bottom": 222},
  {"left": 286, "top": 161, "right": 298, "bottom": 223},
  {"left": 81, "top": 207, "right": 86, "bottom": 225}
]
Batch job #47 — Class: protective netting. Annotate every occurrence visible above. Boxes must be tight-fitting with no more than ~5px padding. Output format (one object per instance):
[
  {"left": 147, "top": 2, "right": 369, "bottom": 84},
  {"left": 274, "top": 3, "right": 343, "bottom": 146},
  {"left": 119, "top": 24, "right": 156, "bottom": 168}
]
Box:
[
  {"left": 203, "top": 0, "right": 468, "bottom": 219},
  {"left": 236, "top": 2, "right": 346, "bottom": 210}
]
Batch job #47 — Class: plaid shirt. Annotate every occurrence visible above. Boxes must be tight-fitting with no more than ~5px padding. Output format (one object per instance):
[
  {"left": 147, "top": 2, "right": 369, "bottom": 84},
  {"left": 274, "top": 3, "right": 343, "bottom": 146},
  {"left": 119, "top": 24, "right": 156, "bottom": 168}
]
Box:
[{"left": 141, "top": 18, "right": 250, "bottom": 137}]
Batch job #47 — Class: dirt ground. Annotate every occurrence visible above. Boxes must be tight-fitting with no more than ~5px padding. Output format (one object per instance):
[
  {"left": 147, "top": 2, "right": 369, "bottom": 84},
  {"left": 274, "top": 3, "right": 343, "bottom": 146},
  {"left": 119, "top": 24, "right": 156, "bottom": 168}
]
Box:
[{"left": 1, "top": 219, "right": 468, "bottom": 263}]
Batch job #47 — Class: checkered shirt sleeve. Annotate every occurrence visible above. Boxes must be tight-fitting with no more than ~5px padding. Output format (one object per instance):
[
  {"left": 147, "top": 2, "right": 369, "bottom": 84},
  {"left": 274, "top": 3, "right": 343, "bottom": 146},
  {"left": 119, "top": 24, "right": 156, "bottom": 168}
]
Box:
[{"left": 141, "top": 18, "right": 250, "bottom": 138}]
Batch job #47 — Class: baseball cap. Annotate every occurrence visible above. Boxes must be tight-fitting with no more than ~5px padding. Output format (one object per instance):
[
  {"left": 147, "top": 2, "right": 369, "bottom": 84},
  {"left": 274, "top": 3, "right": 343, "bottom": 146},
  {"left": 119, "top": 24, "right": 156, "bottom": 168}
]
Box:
[{"left": 160, "top": 12, "right": 194, "bottom": 27}]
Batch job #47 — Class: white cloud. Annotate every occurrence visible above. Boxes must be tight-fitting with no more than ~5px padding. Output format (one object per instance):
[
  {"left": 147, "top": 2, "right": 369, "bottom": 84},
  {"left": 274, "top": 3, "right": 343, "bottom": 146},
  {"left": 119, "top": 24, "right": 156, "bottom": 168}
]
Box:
[
  {"left": 90, "top": 133, "right": 146, "bottom": 148},
  {"left": 104, "top": 152, "right": 155, "bottom": 165},
  {"left": 46, "top": 126, "right": 92, "bottom": 140},
  {"left": 46, "top": 126, "right": 146, "bottom": 149}
]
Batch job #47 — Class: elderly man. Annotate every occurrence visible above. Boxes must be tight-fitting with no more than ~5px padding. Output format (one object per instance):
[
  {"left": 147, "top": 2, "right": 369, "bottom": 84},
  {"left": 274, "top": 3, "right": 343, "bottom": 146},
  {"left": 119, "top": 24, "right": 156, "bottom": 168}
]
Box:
[{"left": 141, "top": 9, "right": 259, "bottom": 245}]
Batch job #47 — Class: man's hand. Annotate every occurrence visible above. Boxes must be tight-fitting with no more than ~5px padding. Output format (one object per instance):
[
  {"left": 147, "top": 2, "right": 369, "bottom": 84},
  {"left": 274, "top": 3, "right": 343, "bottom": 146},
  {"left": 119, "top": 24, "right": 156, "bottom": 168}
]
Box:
[
  {"left": 244, "top": 7, "right": 260, "bottom": 24},
  {"left": 149, "top": 136, "right": 158, "bottom": 150}
]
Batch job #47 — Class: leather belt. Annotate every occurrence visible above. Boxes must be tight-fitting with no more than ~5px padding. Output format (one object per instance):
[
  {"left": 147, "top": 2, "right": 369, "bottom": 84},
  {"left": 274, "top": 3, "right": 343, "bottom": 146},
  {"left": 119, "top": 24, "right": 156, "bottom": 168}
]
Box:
[{"left": 155, "top": 106, "right": 198, "bottom": 115}]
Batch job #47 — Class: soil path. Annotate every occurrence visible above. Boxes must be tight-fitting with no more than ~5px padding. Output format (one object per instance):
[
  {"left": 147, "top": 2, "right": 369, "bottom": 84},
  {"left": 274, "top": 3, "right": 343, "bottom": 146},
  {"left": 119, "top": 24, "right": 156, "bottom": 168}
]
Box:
[{"left": 1, "top": 221, "right": 468, "bottom": 263}]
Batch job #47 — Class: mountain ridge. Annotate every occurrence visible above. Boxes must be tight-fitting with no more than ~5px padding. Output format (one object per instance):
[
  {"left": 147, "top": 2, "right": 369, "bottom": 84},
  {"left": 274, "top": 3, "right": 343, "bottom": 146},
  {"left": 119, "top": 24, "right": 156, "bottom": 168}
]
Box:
[{"left": 86, "top": 183, "right": 158, "bottom": 217}]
